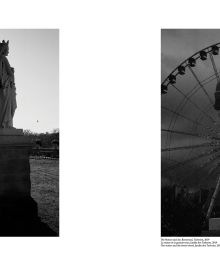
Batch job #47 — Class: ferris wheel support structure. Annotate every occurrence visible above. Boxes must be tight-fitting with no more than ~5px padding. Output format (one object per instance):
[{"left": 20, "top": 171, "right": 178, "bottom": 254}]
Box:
[{"left": 206, "top": 175, "right": 220, "bottom": 220}]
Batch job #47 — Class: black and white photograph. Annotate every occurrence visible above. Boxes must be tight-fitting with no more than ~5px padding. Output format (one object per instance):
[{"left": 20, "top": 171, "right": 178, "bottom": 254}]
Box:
[
  {"left": 0, "top": 29, "right": 59, "bottom": 236},
  {"left": 161, "top": 29, "right": 220, "bottom": 237},
  {"left": 8, "top": 1, "right": 220, "bottom": 280}
]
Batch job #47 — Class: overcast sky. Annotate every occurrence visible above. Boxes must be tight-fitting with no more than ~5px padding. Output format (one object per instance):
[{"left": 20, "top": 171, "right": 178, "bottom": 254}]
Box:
[
  {"left": 161, "top": 29, "right": 220, "bottom": 81},
  {"left": 0, "top": 29, "right": 59, "bottom": 133}
]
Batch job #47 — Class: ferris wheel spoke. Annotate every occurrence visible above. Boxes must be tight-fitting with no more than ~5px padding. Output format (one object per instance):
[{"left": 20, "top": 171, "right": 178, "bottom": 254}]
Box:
[
  {"left": 162, "top": 128, "right": 220, "bottom": 141},
  {"left": 209, "top": 53, "right": 219, "bottom": 80},
  {"left": 171, "top": 84, "right": 216, "bottom": 124},
  {"left": 162, "top": 142, "right": 215, "bottom": 152},
  {"left": 188, "top": 66, "right": 214, "bottom": 105},
  {"left": 201, "top": 72, "right": 219, "bottom": 85},
  {"left": 162, "top": 106, "right": 216, "bottom": 134},
  {"left": 162, "top": 147, "right": 220, "bottom": 173}
]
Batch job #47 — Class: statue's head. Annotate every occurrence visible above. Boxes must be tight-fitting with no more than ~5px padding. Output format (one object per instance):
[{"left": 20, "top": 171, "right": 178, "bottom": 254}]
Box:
[{"left": 0, "top": 40, "right": 9, "bottom": 56}]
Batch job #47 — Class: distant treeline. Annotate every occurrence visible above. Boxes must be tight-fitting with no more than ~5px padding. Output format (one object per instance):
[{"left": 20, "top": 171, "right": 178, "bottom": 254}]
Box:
[{"left": 24, "top": 129, "right": 59, "bottom": 148}]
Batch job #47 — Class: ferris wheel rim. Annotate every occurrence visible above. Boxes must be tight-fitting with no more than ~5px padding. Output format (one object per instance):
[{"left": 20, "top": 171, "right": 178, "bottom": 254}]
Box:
[{"left": 161, "top": 42, "right": 220, "bottom": 88}]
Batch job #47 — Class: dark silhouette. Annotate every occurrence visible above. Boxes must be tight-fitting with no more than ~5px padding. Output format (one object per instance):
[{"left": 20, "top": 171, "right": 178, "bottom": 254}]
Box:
[
  {"left": 0, "top": 40, "right": 58, "bottom": 236},
  {"left": 0, "top": 40, "right": 17, "bottom": 128}
]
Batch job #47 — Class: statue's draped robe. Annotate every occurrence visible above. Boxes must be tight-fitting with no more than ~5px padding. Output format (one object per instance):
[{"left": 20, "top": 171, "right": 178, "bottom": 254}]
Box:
[{"left": 0, "top": 55, "right": 17, "bottom": 128}]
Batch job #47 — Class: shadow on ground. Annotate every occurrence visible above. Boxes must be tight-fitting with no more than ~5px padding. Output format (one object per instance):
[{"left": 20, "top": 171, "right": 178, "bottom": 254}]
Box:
[{"left": 0, "top": 196, "right": 57, "bottom": 237}]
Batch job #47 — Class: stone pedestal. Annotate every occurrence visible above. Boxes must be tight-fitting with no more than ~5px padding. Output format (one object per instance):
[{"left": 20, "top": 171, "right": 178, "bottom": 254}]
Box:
[
  {"left": 0, "top": 128, "right": 31, "bottom": 197},
  {"left": 0, "top": 128, "right": 56, "bottom": 236}
]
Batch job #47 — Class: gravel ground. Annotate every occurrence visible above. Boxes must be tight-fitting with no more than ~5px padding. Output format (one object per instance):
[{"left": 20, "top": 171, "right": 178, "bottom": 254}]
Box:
[{"left": 30, "top": 158, "right": 59, "bottom": 235}]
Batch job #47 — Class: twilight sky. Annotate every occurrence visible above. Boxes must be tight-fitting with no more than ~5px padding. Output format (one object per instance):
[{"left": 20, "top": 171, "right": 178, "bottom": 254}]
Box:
[{"left": 0, "top": 29, "right": 59, "bottom": 133}]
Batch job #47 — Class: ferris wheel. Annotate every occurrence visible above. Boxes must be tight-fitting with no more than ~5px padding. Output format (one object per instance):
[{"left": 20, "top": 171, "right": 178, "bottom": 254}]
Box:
[{"left": 161, "top": 42, "right": 220, "bottom": 217}]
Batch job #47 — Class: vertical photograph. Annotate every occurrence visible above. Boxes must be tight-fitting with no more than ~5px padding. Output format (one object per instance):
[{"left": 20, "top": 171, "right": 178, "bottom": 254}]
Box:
[
  {"left": 161, "top": 29, "right": 220, "bottom": 237},
  {"left": 0, "top": 29, "right": 59, "bottom": 236}
]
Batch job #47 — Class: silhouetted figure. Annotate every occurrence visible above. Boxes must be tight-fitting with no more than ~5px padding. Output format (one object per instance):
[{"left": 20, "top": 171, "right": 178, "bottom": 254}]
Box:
[{"left": 0, "top": 40, "right": 17, "bottom": 128}]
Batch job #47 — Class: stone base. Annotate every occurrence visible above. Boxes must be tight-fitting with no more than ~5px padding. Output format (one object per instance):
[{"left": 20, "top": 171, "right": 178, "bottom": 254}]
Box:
[
  {"left": 0, "top": 130, "right": 31, "bottom": 197},
  {"left": 0, "top": 129, "right": 57, "bottom": 236},
  {"left": 0, "top": 128, "right": 23, "bottom": 136}
]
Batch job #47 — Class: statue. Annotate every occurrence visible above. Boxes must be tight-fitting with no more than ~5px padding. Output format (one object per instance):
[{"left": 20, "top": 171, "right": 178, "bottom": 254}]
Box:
[{"left": 0, "top": 40, "right": 17, "bottom": 128}]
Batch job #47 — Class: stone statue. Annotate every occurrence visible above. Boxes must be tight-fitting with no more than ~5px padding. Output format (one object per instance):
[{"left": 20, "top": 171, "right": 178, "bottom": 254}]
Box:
[{"left": 0, "top": 40, "right": 17, "bottom": 128}]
